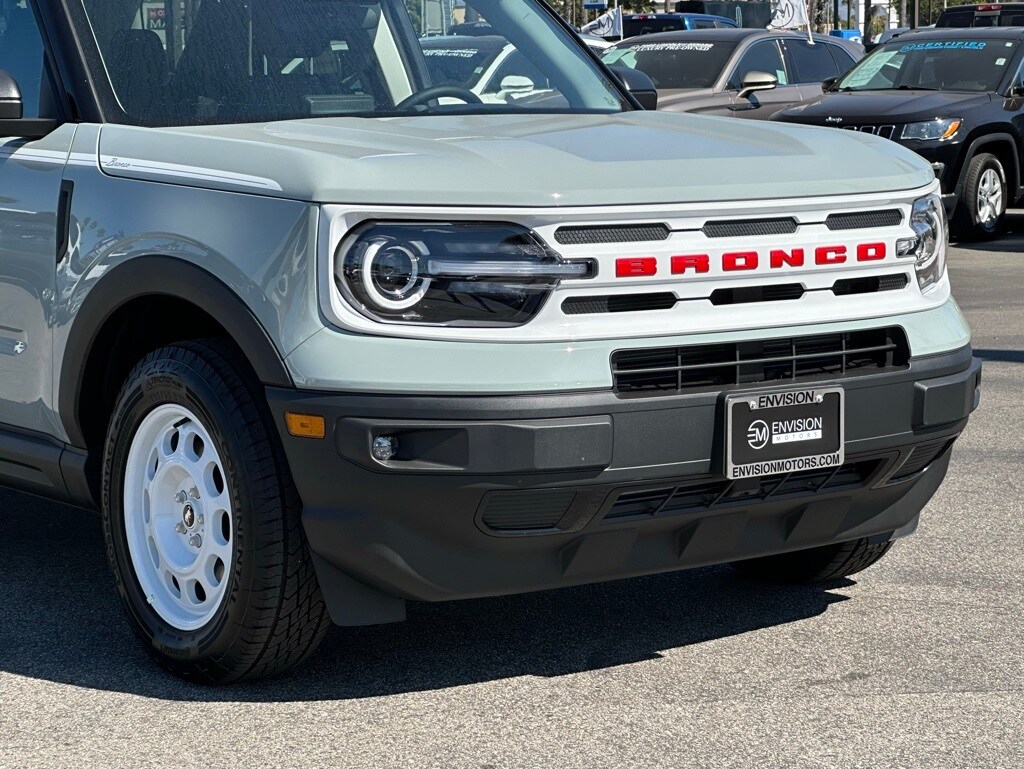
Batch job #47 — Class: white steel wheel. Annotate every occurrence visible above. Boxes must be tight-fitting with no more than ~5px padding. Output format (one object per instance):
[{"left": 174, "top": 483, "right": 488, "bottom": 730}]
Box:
[
  {"left": 123, "top": 403, "right": 233, "bottom": 631},
  {"left": 976, "top": 167, "right": 1004, "bottom": 226}
]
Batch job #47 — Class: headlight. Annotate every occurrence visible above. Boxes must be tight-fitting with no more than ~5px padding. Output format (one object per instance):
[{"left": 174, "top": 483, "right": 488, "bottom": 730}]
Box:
[
  {"left": 335, "top": 221, "right": 594, "bottom": 326},
  {"left": 896, "top": 193, "right": 947, "bottom": 291},
  {"left": 900, "top": 118, "right": 961, "bottom": 141}
]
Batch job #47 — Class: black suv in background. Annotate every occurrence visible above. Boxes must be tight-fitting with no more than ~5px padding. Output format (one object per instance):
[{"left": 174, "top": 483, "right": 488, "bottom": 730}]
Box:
[
  {"left": 935, "top": 3, "right": 1024, "bottom": 27},
  {"left": 774, "top": 27, "right": 1024, "bottom": 239}
]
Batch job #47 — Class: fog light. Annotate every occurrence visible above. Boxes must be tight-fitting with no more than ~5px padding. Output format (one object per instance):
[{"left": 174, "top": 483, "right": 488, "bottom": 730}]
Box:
[{"left": 372, "top": 435, "right": 397, "bottom": 462}]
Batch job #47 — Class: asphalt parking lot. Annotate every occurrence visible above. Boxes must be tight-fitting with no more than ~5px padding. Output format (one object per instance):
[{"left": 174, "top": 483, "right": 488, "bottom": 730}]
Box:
[{"left": 1, "top": 223, "right": 1022, "bottom": 769}]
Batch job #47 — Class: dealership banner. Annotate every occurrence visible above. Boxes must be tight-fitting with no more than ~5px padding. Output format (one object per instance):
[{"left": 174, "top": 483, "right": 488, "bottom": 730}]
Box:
[
  {"left": 582, "top": 7, "right": 623, "bottom": 37},
  {"left": 768, "top": 0, "right": 810, "bottom": 30}
]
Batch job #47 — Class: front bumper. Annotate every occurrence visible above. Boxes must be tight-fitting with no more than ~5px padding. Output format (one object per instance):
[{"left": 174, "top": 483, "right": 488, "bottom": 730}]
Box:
[{"left": 269, "top": 346, "right": 981, "bottom": 626}]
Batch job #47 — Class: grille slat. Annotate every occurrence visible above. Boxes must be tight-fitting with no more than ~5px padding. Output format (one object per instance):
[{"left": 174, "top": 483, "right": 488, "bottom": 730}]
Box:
[{"left": 612, "top": 328, "right": 909, "bottom": 396}]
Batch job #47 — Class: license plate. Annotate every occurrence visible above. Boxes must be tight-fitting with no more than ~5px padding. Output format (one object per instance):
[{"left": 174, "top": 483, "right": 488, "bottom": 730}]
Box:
[{"left": 725, "top": 387, "right": 844, "bottom": 480}]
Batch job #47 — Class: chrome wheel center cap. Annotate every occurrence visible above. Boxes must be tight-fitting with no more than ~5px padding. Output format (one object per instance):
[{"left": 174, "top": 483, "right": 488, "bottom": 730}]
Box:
[{"left": 182, "top": 503, "right": 196, "bottom": 529}]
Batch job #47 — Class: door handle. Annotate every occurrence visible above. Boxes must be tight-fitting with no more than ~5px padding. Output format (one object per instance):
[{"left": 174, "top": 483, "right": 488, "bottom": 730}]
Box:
[{"left": 55, "top": 179, "right": 73, "bottom": 263}]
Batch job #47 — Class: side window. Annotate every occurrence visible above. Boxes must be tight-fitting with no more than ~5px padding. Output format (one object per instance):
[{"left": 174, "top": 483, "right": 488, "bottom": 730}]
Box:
[
  {"left": 785, "top": 40, "right": 841, "bottom": 84},
  {"left": 827, "top": 44, "right": 857, "bottom": 75},
  {"left": 0, "top": 0, "right": 47, "bottom": 118},
  {"left": 729, "top": 41, "right": 787, "bottom": 89},
  {"left": 692, "top": 20, "right": 716, "bottom": 29},
  {"left": 1011, "top": 57, "right": 1024, "bottom": 91}
]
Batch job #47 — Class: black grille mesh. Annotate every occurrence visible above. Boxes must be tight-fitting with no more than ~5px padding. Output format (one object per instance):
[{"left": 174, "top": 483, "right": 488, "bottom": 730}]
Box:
[
  {"left": 612, "top": 327, "right": 909, "bottom": 396},
  {"left": 832, "top": 273, "right": 910, "bottom": 296},
  {"left": 554, "top": 223, "right": 670, "bottom": 245},
  {"left": 825, "top": 209, "right": 903, "bottom": 230},
  {"left": 702, "top": 218, "right": 798, "bottom": 238},
  {"left": 562, "top": 292, "right": 677, "bottom": 315}
]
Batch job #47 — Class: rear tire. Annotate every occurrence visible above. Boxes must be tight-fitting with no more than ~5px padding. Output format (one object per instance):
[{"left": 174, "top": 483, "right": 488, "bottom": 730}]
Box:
[
  {"left": 953, "top": 152, "right": 1006, "bottom": 241},
  {"left": 730, "top": 537, "right": 894, "bottom": 585},
  {"left": 101, "top": 340, "right": 330, "bottom": 682}
]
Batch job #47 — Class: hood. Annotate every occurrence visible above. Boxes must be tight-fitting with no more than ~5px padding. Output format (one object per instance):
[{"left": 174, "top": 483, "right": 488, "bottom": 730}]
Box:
[
  {"left": 778, "top": 90, "right": 992, "bottom": 124},
  {"left": 97, "top": 111, "right": 934, "bottom": 207}
]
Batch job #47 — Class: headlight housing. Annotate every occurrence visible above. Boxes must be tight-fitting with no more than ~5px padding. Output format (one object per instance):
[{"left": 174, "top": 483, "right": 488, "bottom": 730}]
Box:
[
  {"left": 335, "top": 221, "right": 593, "bottom": 327},
  {"left": 896, "top": 193, "right": 947, "bottom": 291},
  {"left": 900, "top": 118, "right": 961, "bottom": 142}
]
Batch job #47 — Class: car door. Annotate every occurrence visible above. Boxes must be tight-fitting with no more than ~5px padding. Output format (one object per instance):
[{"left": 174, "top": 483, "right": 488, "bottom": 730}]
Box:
[
  {"left": 0, "top": 1, "right": 74, "bottom": 435},
  {"left": 722, "top": 39, "right": 801, "bottom": 119},
  {"left": 783, "top": 39, "right": 848, "bottom": 103}
]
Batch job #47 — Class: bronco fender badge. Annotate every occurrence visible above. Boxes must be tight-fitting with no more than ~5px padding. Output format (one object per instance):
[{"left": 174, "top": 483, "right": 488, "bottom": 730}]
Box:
[{"left": 826, "top": 116, "right": 843, "bottom": 124}]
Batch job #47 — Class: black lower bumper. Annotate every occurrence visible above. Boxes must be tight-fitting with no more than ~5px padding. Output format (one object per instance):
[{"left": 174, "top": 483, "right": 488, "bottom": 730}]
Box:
[{"left": 268, "top": 346, "right": 981, "bottom": 626}]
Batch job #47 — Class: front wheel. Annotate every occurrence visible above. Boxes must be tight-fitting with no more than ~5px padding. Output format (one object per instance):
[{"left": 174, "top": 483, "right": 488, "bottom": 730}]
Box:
[
  {"left": 101, "top": 340, "right": 329, "bottom": 682},
  {"left": 730, "top": 537, "right": 894, "bottom": 584},
  {"left": 954, "top": 152, "right": 1007, "bottom": 241}
]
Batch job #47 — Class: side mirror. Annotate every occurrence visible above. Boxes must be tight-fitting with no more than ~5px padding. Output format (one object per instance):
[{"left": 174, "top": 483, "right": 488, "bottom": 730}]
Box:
[
  {"left": 499, "top": 75, "right": 535, "bottom": 95},
  {"left": 0, "top": 69, "right": 23, "bottom": 120},
  {"left": 822, "top": 76, "right": 839, "bottom": 92},
  {"left": 608, "top": 64, "right": 658, "bottom": 110},
  {"left": 738, "top": 70, "right": 778, "bottom": 99},
  {"left": 0, "top": 70, "right": 55, "bottom": 139},
  {"left": 1010, "top": 84, "right": 1024, "bottom": 97}
]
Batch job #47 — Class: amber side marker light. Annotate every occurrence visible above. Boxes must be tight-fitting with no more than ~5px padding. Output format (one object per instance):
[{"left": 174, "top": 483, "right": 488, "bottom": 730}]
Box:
[{"left": 285, "top": 412, "right": 326, "bottom": 439}]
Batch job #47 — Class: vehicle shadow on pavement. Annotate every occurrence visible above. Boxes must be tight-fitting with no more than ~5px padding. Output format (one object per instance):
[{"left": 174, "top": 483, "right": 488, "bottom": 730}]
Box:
[
  {"left": 949, "top": 210, "right": 1024, "bottom": 252},
  {"left": 0, "top": 488, "right": 852, "bottom": 702}
]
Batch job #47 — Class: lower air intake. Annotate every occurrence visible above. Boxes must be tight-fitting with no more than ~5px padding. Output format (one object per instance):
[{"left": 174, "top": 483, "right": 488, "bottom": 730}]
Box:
[{"left": 604, "top": 461, "right": 881, "bottom": 521}]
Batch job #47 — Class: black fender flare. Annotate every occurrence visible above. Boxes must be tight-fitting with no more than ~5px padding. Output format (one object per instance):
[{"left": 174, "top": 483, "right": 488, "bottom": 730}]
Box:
[
  {"left": 59, "top": 256, "right": 293, "bottom": 448},
  {"left": 952, "top": 132, "right": 1022, "bottom": 207}
]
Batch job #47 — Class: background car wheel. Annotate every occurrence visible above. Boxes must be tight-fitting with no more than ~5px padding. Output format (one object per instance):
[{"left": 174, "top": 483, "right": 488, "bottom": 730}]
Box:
[
  {"left": 954, "top": 153, "right": 1007, "bottom": 241},
  {"left": 730, "top": 537, "right": 894, "bottom": 584},
  {"left": 102, "top": 340, "right": 330, "bottom": 682}
]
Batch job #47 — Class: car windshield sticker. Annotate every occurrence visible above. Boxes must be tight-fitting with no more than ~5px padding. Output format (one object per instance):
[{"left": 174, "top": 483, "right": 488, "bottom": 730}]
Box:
[
  {"left": 628, "top": 42, "right": 715, "bottom": 52},
  {"left": 843, "top": 50, "right": 900, "bottom": 87},
  {"left": 899, "top": 41, "right": 987, "bottom": 51},
  {"left": 997, "top": 58, "right": 1008, "bottom": 66},
  {"left": 423, "top": 48, "right": 482, "bottom": 58}
]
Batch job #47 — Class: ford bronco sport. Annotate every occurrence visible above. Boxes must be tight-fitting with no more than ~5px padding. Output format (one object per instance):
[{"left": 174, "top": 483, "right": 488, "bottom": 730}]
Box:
[{"left": 0, "top": 0, "right": 980, "bottom": 682}]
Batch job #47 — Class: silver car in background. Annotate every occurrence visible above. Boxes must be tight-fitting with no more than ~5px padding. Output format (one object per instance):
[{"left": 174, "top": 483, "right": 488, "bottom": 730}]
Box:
[{"left": 602, "top": 28, "right": 863, "bottom": 119}]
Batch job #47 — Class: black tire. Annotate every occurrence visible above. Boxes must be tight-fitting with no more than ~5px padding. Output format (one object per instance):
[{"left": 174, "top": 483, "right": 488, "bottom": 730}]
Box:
[
  {"left": 101, "top": 340, "right": 330, "bottom": 682},
  {"left": 953, "top": 152, "right": 1007, "bottom": 241},
  {"left": 730, "top": 538, "right": 894, "bottom": 585}
]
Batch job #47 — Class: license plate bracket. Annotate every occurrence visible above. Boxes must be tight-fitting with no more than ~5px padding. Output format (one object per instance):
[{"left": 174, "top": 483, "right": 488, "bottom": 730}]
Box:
[{"left": 725, "top": 387, "right": 845, "bottom": 480}]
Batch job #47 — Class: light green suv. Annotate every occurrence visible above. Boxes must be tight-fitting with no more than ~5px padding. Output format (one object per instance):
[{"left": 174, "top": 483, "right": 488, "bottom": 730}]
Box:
[{"left": 0, "top": 0, "right": 980, "bottom": 681}]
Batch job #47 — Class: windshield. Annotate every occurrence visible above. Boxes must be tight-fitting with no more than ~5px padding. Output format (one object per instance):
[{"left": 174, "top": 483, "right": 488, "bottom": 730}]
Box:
[
  {"left": 76, "top": 0, "right": 626, "bottom": 125},
  {"left": 602, "top": 40, "right": 737, "bottom": 89},
  {"left": 837, "top": 38, "right": 1017, "bottom": 92}
]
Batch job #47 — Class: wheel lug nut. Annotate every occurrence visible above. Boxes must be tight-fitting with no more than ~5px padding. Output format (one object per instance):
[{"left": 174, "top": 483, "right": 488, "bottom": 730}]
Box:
[
  {"left": 188, "top": 486, "right": 200, "bottom": 500},
  {"left": 189, "top": 534, "right": 202, "bottom": 548},
  {"left": 173, "top": 490, "right": 187, "bottom": 504},
  {"left": 197, "top": 514, "right": 204, "bottom": 526},
  {"left": 174, "top": 522, "right": 187, "bottom": 534}
]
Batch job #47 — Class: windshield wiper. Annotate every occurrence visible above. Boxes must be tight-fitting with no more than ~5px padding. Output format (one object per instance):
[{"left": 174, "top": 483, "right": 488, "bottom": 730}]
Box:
[{"left": 896, "top": 85, "right": 940, "bottom": 91}]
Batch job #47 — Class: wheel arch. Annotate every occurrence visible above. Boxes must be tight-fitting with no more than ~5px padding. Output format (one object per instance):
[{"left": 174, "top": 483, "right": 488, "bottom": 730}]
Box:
[
  {"left": 953, "top": 132, "right": 1021, "bottom": 207},
  {"left": 59, "top": 256, "right": 293, "bottom": 458}
]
